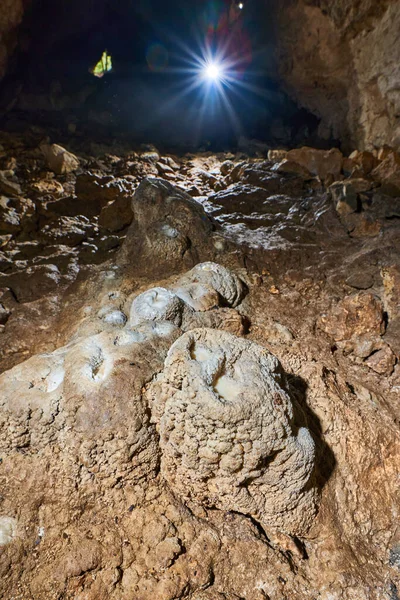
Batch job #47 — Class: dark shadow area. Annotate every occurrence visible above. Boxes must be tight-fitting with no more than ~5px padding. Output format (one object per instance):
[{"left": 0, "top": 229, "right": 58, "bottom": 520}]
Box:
[
  {"left": 0, "top": 0, "right": 339, "bottom": 151},
  {"left": 286, "top": 373, "right": 336, "bottom": 491}
]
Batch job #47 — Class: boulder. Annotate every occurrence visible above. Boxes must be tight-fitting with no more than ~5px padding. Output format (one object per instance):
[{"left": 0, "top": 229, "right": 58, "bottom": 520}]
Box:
[
  {"left": 118, "top": 178, "right": 215, "bottom": 274},
  {"left": 371, "top": 151, "right": 400, "bottom": 195},
  {"left": 41, "top": 143, "right": 80, "bottom": 175},
  {"left": 318, "top": 292, "right": 385, "bottom": 343},
  {"left": 286, "top": 147, "right": 343, "bottom": 181},
  {"left": 348, "top": 150, "right": 378, "bottom": 175},
  {"left": 272, "top": 158, "right": 313, "bottom": 178}
]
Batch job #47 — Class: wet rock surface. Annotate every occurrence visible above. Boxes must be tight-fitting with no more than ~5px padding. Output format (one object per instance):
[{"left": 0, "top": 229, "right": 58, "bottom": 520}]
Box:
[{"left": 0, "top": 133, "right": 400, "bottom": 600}]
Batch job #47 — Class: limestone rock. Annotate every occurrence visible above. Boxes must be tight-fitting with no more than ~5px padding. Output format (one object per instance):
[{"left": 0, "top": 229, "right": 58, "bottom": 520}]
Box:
[
  {"left": 348, "top": 150, "right": 378, "bottom": 175},
  {"left": 0, "top": 174, "right": 22, "bottom": 197},
  {"left": 0, "top": 323, "right": 180, "bottom": 484},
  {"left": 118, "top": 178, "right": 214, "bottom": 274},
  {"left": 267, "top": 149, "right": 288, "bottom": 162},
  {"left": 176, "top": 262, "right": 245, "bottom": 308},
  {"left": 98, "top": 195, "right": 133, "bottom": 232},
  {"left": 148, "top": 328, "right": 319, "bottom": 537},
  {"left": 272, "top": 158, "right": 313, "bottom": 178},
  {"left": 371, "top": 151, "right": 400, "bottom": 195},
  {"left": 365, "top": 344, "right": 396, "bottom": 375},
  {"left": 0, "top": 517, "right": 17, "bottom": 546},
  {"left": 0, "top": 196, "right": 35, "bottom": 235},
  {"left": 275, "top": 1, "right": 400, "bottom": 149},
  {"left": 318, "top": 292, "right": 385, "bottom": 343},
  {"left": 39, "top": 215, "right": 94, "bottom": 245},
  {"left": 0, "top": 264, "right": 62, "bottom": 303},
  {"left": 41, "top": 143, "right": 80, "bottom": 175},
  {"left": 130, "top": 287, "right": 184, "bottom": 327},
  {"left": 286, "top": 147, "right": 343, "bottom": 181},
  {"left": 174, "top": 282, "right": 219, "bottom": 312}
]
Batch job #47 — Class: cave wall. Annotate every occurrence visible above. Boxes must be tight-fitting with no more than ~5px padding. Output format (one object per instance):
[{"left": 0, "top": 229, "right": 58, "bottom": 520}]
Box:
[
  {"left": 0, "top": 0, "right": 31, "bottom": 80},
  {"left": 275, "top": 0, "right": 400, "bottom": 151}
]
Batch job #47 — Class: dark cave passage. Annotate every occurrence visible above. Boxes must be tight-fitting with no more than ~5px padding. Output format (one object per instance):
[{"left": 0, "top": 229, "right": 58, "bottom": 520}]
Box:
[{"left": 0, "top": 0, "right": 324, "bottom": 151}]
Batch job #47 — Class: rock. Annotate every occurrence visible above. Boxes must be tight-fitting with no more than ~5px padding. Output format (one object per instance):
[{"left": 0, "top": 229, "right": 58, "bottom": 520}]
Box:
[
  {"left": 267, "top": 149, "right": 288, "bottom": 162},
  {"left": 348, "top": 150, "right": 378, "bottom": 175},
  {"left": 156, "top": 162, "right": 177, "bottom": 180},
  {"left": 220, "top": 160, "right": 234, "bottom": 176},
  {"left": 197, "top": 170, "right": 218, "bottom": 187},
  {"left": 371, "top": 151, "right": 400, "bottom": 195},
  {"left": 286, "top": 147, "right": 343, "bottom": 181},
  {"left": 351, "top": 334, "right": 383, "bottom": 359},
  {"left": 118, "top": 178, "right": 214, "bottom": 274},
  {"left": 160, "top": 156, "right": 180, "bottom": 171},
  {"left": 365, "top": 344, "right": 396, "bottom": 375},
  {"left": 0, "top": 517, "right": 17, "bottom": 546},
  {"left": 30, "top": 179, "right": 64, "bottom": 196},
  {"left": 346, "top": 269, "right": 376, "bottom": 290},
  {"left": 148, "top": 328, "right": 319, "bottom": 537},
  {"left": 348, "top": 213, "right": 383, "bottom": 238},
  {"left": 0, "top": 264, "right": 61, "bottom": 303},
  {"left": 378, "top": 146, "right": 395, "bottom": 161},
  {"left": 318, "top": 292, "right": 385, "bottom": 344},
  {"left": 0, "top": 196, "right": 23, "bottom": 233},
  {"left": 272, "top": 158, "right": 313, "bottom": 178},
  {"left": 342, "top": 157, "right": 358, "bottom": 176},
  {"left": 39, "top": 215, "right": 94, "bottom": 246},
  {"left": 40, "top": 143, "right": 80, "bottom": 175},
  {"left": 0, "top": 324, "right": 180, "bottom": 484},
  {"left": 329, "top": 181, "right": 359, "bottom": 215},
  {"left": 384, "top": 318, "right": 400, "bottom": 357},
  {"left": 98, "top": 196, "right": 133, "bottom": 232},
  {"left": 345, "top": 178, "right": 376, "bottom": 194},
  {"left": 232, "top": 161, "right": 304, "bottom": 195},
  {"left": 0, "top": 174, "right": 22, "bottom": 196},
  {"left": 0, "top": 302, "right": 11, "bottom": 324},
  {"left": 75, "top": 174, "right": 133, "bottom": 217},
  {"left": 1, "top": 136, "right": 400, "bottom": 600},
  {"left": 97, "top": 306, "right": 127, "bottom": 327},
  {"left": 0, "top": 196, "right": 36, "bottom": 234},
  {"left": 130, "top": 288, "right": 184, "bottom": 327},
  {"left": 381, "top": 265, "right": 400, "bottom": 319},
  {"left": 176, "top": 262, "right": 245, "bottom": 308},
  {"left": 174, "top": 282, "right": 219, "bottom": 312},
  {"left": 140, "top": 149, "right": 160, "bottom": 163}
]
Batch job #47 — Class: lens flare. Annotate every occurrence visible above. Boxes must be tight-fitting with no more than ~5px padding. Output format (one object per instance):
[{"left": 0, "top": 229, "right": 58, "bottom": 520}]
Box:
[{"left": 204, "top": 61, "right": 223, "bottom": 82}]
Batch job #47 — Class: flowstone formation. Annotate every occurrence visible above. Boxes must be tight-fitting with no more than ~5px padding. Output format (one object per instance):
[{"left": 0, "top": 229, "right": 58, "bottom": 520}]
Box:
[
  {"left": 148, "top": 328, "right": 318, "bottom": 537},
  {"left": 1, "top": 136, "right": 400, "bottom": 599}
]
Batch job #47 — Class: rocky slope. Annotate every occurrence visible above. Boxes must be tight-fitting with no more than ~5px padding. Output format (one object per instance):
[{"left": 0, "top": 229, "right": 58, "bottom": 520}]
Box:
[{"left": 0, "top": 133, "right": 400, "bottom": 599}]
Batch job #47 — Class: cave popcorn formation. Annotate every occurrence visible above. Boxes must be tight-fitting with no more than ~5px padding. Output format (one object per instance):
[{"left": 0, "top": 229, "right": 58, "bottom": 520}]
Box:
[{"left": 148, "top": 328, "right": 319, "bottom": 537}]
